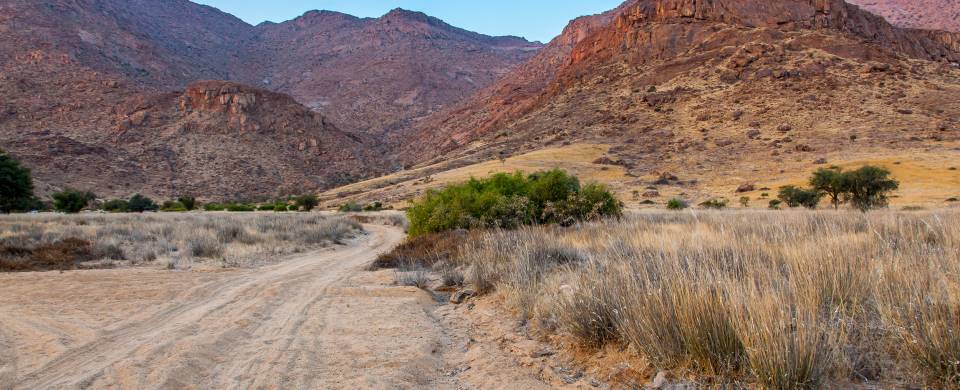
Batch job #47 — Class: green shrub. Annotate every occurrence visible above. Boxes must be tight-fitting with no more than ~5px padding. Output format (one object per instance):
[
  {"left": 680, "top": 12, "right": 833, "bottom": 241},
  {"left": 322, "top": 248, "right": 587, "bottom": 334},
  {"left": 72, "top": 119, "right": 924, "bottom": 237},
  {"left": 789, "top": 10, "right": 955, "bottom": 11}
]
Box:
[
  {"left": 339, "top": 202, "right": 363, "bottom": 213},
  {"left": 778, "top": 186, "right": 822, "bottom": 209},
  {"left": 769, "top": 199, "right": 783, "bottom": 209},
  {"left": 53, "top": 189, "right": 95, "bottom": 213},
  {"left": 273, "top": 203, "right": 289, "bottom": 212},
  {"left": 204, "top": 203, "right": 226, "bottom": 211},
  {"left": 666, "top": 198, "right": 689, "bottom": 210},
  {"left": 296, "top": 194, "right": 319, "bottom": 212},
  {"left": 739, "top": 196, "right": 751, "bottom": 207},
  {"left": 225, "top": 203, "right": 255, "bottom": 212},
  {"left": 177, "top": 196, "right": 197, "bottom": 211},
  {"left": 160, "top": 201, "right": 187, "bottom": 212},
  {"left": 127, "top": 194, "right": 159, "bottom": 213},
  {"left": 699, "top": 198, "right": 729, "bottom": 210},
  {"left": 406, "top": 169, "right": 621, "bottom": 237},
  {"left": 0, "top": 149, "right": 39, "bottom": 213},
  {"left": 102, "top": 199, "right": 129, "bottom": 212}
]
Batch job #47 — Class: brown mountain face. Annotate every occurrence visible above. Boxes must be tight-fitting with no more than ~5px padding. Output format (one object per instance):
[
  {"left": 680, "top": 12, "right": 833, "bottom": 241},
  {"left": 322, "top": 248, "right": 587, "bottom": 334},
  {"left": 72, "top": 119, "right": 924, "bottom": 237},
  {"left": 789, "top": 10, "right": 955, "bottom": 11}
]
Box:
[
  {"left": 0, "top": 0, "right": 539, "bottom": 199},
  {"left": 847, "top": 0, "right": 960, "bottom": 32},
  {"left": 385, "top": 0, "right": 959, "bottom": 206}
]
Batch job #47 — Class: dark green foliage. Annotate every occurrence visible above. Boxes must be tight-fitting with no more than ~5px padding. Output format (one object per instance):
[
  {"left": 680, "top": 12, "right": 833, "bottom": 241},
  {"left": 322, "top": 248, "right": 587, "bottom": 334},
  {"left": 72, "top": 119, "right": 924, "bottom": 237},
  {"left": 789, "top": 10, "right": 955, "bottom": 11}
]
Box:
[
  {"left": 296, "top": 194, "right": 319, "bottom": 212},
  {"left": 699, "top": 198, "right": 729, "bottom": 210},
  {"left": 0, "top": 149, "right": 38, "bottom": 213},
  {"left": 843, "top": 166, "right": 899, "bottom": 212},
  {"left": 810, "top": 167, "right": 847, "bottom": 209},
  {"left": 778, "top": 186, "right": 822, "bottom": 209},
  {"left": 339, "top": 202, "right": 363, "bottom": 213},
  {"left": 273, "top": 203, "right": 289, "bottom": 212},
  {"left": 127, "top": 194, "right": 159, "bottom": 213},
  {"left": 102, "top": 199, "right": 129, "bottom": 212},
  {"left": 204, "top": 203, "right": 226, "bottom": 211},
  {"left": 225, "top": 203, "right": 255, "bottom": 212},
  {"left": 177, "top": 196, "right": 197, "bottom": 211},
  {"left": 666, "top": 198, "right": 689, "bottom": 210},
  {"left": 53, "top": 190, "right": 95, "bottom": 213},
  {"left": 769, "top": 199, "right": 783, "bottom": 209},
  {"left": 406, "top": 170, "right": 622, "bottom": 237}
]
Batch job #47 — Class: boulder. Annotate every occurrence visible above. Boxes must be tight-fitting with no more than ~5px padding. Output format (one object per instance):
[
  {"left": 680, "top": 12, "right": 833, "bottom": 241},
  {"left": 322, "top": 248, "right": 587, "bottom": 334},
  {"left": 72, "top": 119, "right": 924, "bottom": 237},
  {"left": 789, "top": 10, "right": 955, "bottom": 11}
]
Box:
[{"left": 736, "top": 183, "right": 755, "bottom": 193}]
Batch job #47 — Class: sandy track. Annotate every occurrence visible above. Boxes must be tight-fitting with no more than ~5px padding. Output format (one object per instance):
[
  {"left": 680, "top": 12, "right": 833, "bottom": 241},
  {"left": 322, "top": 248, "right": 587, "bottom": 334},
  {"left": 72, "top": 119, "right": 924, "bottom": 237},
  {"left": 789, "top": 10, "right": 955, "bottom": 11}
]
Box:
[
  {"left": 0, "top": 225, "right": 460, "bottom": 389},
  {"left": 0, "top": 224, "right": 570, "bottom": 390}
]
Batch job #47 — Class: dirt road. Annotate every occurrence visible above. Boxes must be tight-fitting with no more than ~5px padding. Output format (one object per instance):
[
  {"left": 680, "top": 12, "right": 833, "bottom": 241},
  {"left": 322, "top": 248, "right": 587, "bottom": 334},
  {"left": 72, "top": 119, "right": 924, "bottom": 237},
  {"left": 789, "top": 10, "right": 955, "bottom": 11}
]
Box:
[{"left": 0, "top": 224, "right": 580, "bottom": 389}]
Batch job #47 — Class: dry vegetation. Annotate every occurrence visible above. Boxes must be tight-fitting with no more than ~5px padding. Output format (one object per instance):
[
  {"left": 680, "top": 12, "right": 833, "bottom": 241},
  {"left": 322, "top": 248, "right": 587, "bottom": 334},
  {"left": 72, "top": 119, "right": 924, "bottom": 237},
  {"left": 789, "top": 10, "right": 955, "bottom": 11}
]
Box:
[
  {"left": 426, "top": 210, "right": 960, "bottom": 388},
  {"left": 0, "top": 213, "right": 363, "bottom": 271}
]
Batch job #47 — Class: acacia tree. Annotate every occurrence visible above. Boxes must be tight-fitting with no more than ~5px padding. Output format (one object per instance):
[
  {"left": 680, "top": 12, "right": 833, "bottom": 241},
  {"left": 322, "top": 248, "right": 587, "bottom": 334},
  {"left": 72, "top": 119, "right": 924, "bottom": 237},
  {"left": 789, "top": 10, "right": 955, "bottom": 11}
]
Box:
[
  {"left": 844, "top": 166, "right": 899, "bottom": 212},
  {"left": 810, "top": 167, "right": 847, "bottom": 209},
  {"left": 0, "top": 149, "right": 37, "bottom": 213}
]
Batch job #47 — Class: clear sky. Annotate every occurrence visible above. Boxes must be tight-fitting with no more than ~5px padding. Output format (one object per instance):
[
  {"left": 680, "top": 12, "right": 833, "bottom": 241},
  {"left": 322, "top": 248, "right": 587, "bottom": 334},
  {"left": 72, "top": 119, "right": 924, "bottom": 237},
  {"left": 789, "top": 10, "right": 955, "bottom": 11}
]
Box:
[{"left": 192, "top": 0, "right": 623, "bottom": 43}]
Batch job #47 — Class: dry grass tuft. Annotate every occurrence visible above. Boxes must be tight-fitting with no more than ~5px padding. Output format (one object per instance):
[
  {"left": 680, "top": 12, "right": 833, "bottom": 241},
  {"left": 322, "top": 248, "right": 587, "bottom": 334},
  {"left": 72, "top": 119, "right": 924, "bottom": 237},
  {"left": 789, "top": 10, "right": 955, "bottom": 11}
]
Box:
[{"left": 456, "top": 210, "right": 960, "bottom": 388}]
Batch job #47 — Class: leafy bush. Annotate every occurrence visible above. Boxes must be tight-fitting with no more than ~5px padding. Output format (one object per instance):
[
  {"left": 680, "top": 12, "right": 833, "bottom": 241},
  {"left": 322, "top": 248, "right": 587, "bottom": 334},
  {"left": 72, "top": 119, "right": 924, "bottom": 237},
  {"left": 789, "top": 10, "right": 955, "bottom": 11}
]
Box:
[
  {"left": 53, "top": 189, "right": 95, "bottom": 213},
  {"left": 338, "top": 202, "right": 363, "bottom": 213},
  {"left": 769, "top": 199, "right": 783, "bottom": 209},
  {"left": 160, "top": 201, "right": 188, "bottom": 212},
  {"left": 102, "top": 199, "right": 129, "bottom": 212},
  {"left": 739, "top": 197, "right": 751, "bottom": 207},
  {"left": 778, "top": 185, "right": 822, "bottom": 209},
  {"left": 225, "top": 203, "right": 256, "bottom": 212},
  {"left": 127, "top": 194, "right": 159, "bottom": 213},
  {"left": 406, "top": 170, "right": 622, "bottom": 237},
  {"left": 699, "top": 198, "right": 729, "bottom": 210},
  {"left": 177, "top": 196, "right": 197, "bottom": 211},
  {"left": 810, "top": 167, "right": 846, "bottom": 209},
  {"left": 296, "top": 195, "right": 319, "bottom": 212},
  {"left": 204, "top": 203, "right": 226, "bottom": 211},
  {"left": 667, "top": 198, "right": 689, "bottom": 210},
  {"left": 273, "top": 203, "right": 289, "bottom": 212},
  {"left": 0, "top": 149, "right": 39, "bottom": 213},
  {"left": 363, "top": 201, "right": 384, "bottom": 212}
]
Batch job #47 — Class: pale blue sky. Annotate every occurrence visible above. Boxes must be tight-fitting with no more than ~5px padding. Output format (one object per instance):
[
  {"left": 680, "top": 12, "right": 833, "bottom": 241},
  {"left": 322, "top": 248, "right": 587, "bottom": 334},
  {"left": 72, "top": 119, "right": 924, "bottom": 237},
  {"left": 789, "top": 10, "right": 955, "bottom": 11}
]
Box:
[{"left": 192, "top": 0, "right": 623, "bottom": 43}]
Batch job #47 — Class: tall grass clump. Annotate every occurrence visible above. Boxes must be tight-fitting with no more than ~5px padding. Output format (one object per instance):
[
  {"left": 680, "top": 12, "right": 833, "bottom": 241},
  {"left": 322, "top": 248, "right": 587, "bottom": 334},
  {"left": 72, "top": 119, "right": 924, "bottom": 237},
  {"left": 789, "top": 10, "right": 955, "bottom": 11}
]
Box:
[{"left": 453, "top": 210, "right": 960, "bottom": 388}]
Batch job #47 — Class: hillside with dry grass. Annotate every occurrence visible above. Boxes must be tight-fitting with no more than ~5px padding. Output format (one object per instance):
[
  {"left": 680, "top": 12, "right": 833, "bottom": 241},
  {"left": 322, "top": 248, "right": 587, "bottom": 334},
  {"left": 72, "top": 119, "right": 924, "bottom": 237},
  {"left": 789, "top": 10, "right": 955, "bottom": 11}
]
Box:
[{"left": 331, "top": 0, "right": 960, "bottom": 210}]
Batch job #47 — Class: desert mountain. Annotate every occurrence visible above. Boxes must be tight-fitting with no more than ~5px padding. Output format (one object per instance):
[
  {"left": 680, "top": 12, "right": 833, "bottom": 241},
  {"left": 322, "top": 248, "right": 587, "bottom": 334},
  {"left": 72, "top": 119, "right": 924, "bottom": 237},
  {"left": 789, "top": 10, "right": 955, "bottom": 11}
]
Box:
[
  {"left": 334, "top": 0, "right": 959, "bottom": 208},
  {"left": 847, "top": 0, "right": 960, "bottom": 32},
  {"left": 0, "top": 0, "right": 539, "bottom": 199}
]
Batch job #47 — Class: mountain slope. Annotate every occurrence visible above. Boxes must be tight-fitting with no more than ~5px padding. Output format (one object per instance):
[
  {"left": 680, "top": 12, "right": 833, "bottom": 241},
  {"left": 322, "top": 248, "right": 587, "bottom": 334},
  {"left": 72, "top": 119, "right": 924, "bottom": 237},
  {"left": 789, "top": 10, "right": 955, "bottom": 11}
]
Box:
[
  {"left": 342, "top": 0, "right": 960, "bottom": 208},
  {"left": 847, "top": 0, "right": 960, "bottom": 32},
  {"left": 0, "top": 0, "right": 540, "bottom": 199}
]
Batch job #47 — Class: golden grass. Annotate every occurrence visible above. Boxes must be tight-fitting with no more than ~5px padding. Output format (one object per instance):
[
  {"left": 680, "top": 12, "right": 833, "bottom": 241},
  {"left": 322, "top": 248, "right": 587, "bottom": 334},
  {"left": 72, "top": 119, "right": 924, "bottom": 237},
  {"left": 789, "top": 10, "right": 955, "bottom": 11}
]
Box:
[
  {"left": 455, "top": 210, "right": 960, "bottom": 388},
  {"left": 0, "top": 213, "right": 363, "bottom": 271}
]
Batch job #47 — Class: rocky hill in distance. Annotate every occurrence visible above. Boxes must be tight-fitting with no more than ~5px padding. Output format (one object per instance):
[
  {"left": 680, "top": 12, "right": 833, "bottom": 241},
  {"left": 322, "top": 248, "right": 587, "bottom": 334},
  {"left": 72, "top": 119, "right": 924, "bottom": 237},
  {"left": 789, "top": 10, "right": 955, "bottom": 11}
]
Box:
[
  {"left": 847, "top": 0, "right": 960, "bottom": 32},
  {"left": 0, "top": 0, "right": 540, "bottom": 200},
  {"left": 328, "top": 0, "right": 960, "bottom": 209}
]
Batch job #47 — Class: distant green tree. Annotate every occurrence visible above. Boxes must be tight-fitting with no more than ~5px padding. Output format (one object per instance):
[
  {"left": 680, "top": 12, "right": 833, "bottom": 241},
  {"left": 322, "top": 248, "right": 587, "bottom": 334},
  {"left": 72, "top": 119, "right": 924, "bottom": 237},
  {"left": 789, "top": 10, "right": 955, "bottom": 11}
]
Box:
[
  {"left": 699, "top": 198, "right": 729, "bottom": 210},
  {"left": 769, "top": 199, "right": 783, "bottom": 209},
  {"left": 177, "top": 196, "right": 197, "bottom": 211},
  {"left": 0, "top": 149, "right": 38, "bottom": 213},
  {"left": 102, "top": 199, "right": 130, "bottom": 212},
  {"left": 810, "top": 167, "right": 847, "bottom": 209},
  {"left": 127, "top": 194, "right": 159, "bottom": 213},
  {"left": 53, "top": 189, "right": 95, "bottom": 213},
  {"left": 666, "top": 198, "right": 689, "bottom": 211},
  {"left": 843, "top": 166, "right": 899, "bottom": 212},
  {"left": 739, "top": 196, "right": 751, "bottom": 208},
  {"left": 296, "top": 195, "right": 319, "bottom": 212},
  {"left": 778, "top": 186, "right": 821, "bottom": 209}
]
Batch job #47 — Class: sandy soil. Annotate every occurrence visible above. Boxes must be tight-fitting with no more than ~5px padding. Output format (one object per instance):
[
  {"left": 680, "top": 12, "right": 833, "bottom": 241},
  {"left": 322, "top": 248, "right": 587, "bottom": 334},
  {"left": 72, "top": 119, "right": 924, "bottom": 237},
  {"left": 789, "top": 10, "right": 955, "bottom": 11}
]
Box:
[{"left": 0, "top": 224, "right": 561, "bottom": 389}]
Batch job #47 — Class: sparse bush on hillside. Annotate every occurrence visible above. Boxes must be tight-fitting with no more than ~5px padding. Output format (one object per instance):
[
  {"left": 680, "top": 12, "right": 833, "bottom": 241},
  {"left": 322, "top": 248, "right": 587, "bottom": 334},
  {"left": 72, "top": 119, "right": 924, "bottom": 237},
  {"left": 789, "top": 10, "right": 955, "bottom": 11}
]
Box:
[
  {"left": 52, "top": 189, "right": 96, "bottom": 213},
  {"left": 225, "top": 203, "right": 255, "bottom": 212},
  {"left": 127, "top": 194, "right": 159, "bottom": 213},
  {"left": 0, "top": 149, "right": 39, "bottom": 213},
  {"left": 160, "top": 201, "right": 188, "bottom": 212},
  {"left": 406, "top": 169, "right": 622, "bottom": 236},
  {"left": 666, "top": 198, "right": 689, "bottom": 210},
  {"left": 769, "top": 199, "right": 783, "bottom": 209},
  {"left": 739, "top": 196, "right": 751, "bottom": 207},
  {"left": 338, "top": 202, "right": 363, "bottom": 213},
  {"left": 102, "top": 199, "right": 129, "bottom": 212},
  {"left": 177, "top": 196, "right": 197, "bottom": 211},
  {"left": 699, "top": 198, "right": 729, "bottom": 210},
  {"left": 363, "top": 201, "right": 384, "bottom": 212},
  {"left": 296, "top": 194, "right": 319, "bottom": 212}
]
